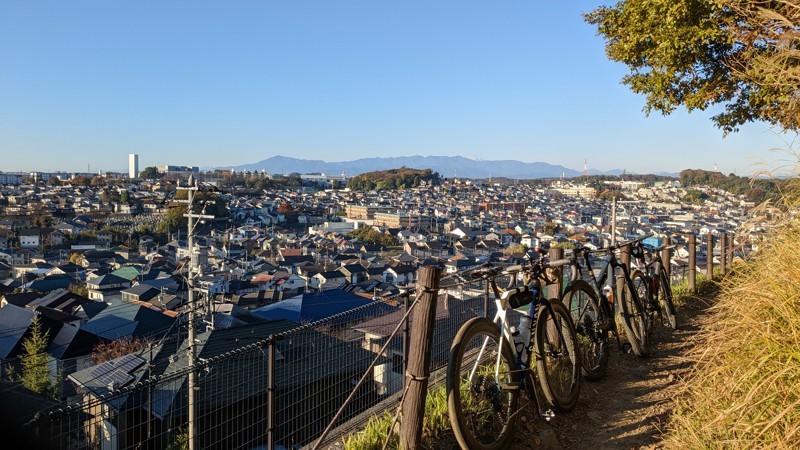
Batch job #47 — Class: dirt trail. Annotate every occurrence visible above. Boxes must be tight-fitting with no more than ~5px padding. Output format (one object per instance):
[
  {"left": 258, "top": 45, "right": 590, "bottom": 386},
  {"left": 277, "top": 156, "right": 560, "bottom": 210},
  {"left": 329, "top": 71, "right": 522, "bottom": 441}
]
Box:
[{"left": 505, "top": 300, "right": 709, "bottom": 450}]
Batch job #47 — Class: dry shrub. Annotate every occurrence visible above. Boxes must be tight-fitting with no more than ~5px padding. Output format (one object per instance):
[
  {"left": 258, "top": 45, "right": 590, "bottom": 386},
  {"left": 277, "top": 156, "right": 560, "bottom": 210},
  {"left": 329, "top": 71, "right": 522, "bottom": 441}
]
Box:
[{"left": 664, "top": 216, "right": 800, "bottom": 448}]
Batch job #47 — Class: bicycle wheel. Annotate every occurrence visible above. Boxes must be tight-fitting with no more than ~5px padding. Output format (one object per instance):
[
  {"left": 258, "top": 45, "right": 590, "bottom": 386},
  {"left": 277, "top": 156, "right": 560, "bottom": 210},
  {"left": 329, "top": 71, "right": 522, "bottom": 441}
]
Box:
[
  {"left": 618, "top": 273, "right": 649, "bottom": 357},
  {"left": 631, "top": 269, "right": 654, "bottom": 329},
  {"left": 447, "top": 317, "right": 521, "bottom": 450},
  {"left": 658, "top": 267, "right": 678, "bottom": 329},
  {"left": 535, "top": 300, "right": 581, "bottom": 412},
  {"left": 563, "top": 280, "right": 609, "bottom": 380}
]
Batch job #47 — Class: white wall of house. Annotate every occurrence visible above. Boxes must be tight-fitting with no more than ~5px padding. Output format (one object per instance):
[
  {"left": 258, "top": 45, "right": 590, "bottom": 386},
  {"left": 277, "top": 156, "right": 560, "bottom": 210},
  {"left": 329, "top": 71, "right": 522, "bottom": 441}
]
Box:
[{"left": 20, "top": 235, "right": 40, "bottom": 248}]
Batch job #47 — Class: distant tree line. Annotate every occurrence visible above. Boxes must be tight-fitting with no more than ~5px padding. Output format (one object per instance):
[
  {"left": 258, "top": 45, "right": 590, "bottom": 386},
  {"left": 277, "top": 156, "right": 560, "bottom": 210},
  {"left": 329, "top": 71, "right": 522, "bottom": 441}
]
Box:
[
  {"left": 346, "top": 167, "right": 441, "bottom": 191},
  {"left": 679, "top": 169, "right": 780, "bottom": 203}
]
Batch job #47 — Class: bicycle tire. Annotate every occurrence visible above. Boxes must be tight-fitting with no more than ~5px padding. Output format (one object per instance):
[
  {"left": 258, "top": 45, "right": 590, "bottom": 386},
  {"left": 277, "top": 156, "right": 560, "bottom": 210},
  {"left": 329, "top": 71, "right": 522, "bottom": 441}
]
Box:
[
  {"left": 447, "top": 317, "right": 521, "bottom": 450},
  {"left": 618, "top": 273, "right": 649, "bottom": 357},
  {"left": 563, "top": 280, "right": 609, "bottom": 380},
  {"left": 535, "top": 300, "right": 581, "bottom": 412},
  {"left": 631, "top": 269, "right": 654, "bottom": 331},
  {"left": 658, "top": 267, "right": 678, "bottom": 329}
]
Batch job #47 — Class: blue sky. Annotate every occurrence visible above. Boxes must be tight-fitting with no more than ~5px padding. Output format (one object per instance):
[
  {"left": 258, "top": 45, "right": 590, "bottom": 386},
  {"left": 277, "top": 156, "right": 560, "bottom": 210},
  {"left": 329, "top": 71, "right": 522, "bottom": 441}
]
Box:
[{"left": 0, "top": 1, "right": 795, "bottom": 176}]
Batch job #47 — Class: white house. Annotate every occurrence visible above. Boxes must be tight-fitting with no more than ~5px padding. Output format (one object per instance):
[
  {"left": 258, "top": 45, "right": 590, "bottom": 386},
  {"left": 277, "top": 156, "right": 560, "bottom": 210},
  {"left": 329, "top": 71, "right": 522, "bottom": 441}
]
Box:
[{"left": 19, "top": 228, "right": 41, "bottom": 249}]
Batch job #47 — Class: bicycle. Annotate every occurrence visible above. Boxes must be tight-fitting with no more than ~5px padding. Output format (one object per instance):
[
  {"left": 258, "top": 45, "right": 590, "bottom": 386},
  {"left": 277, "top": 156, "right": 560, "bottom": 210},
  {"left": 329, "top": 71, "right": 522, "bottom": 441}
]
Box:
[
  {"left": 562, "top": 238, "right": 651, "bottom": 382},
  {"left": 630, "top": 237, "right": 678, "bottom": 330},
  {"left": 446, "top": 257, "right": 580, "bottom": 450}
]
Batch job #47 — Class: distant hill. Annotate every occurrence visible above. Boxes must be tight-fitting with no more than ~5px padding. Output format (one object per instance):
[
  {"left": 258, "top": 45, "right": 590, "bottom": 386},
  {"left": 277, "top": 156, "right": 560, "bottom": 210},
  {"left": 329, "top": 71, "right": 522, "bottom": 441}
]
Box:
[
  {"left": 222, "top": 155, "right": 579, "bottom": 179},
  {"left": 217, "top": 155, "right": 677, "bottom": 179}
]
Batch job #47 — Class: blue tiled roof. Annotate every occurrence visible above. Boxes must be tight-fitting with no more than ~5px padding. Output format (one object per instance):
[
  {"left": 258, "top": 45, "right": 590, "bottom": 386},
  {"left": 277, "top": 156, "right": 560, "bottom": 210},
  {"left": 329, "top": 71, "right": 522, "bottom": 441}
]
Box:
[
  {"left": 81, "top": 302, "right": 176, "bottom": 340},
  {"left": 0, "top": 305, "right": 35, "bottom": 359},
  {"left": 251, "top": 289, "right": 395, "bottom": 324}
]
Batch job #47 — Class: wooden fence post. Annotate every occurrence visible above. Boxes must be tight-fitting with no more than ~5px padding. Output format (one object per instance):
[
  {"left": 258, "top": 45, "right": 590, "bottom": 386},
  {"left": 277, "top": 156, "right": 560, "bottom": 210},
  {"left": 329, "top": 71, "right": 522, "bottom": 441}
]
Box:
[
  {"left": 661, "top": 236, "right": 671, "bottom": 279},
  {"left": 688, "top": 234, "right": 697, "bottom": 293},
  {"left": 728, "top": 232, "right": 735, "bottom": 269},
  {"left": 720, "top": 233, "right": 727, "bottom": 276},
  {"left": 620, "top": 242, "right": 631, "bottom": 269},
  {"left": 400, "top": 265, "right": 443, "bottom": 450},
  {"left": 706, "top": 234, "right": 715, "bottom": 282},
  {"left": 548, "top": 247, "right": 564, "bottom": 297}
]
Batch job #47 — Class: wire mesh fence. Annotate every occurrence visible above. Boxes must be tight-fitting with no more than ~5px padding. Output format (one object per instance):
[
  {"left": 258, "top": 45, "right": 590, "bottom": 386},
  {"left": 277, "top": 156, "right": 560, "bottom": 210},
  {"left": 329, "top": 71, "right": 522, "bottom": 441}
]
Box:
[{"left": 43, "top": 279, "right": 495, "bottom": 450}]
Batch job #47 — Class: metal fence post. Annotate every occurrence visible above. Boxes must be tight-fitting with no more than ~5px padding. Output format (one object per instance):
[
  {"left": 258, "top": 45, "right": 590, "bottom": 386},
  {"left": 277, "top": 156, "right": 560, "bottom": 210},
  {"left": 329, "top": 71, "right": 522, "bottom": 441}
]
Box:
[
  {"left": 706, "top": 233, "right": 715, "bottom": 282},
  {"left": 399, "top": 265, "right": 443, "bottom": 450},
  {"left": 267, "top": 335, "right": 276, "bottom": 450},
  {"left": 688, "top": 234, "right": 697, "bottom": 293},
  {"left": 720, "top": 233, "right": 727, "bottom": 276}
]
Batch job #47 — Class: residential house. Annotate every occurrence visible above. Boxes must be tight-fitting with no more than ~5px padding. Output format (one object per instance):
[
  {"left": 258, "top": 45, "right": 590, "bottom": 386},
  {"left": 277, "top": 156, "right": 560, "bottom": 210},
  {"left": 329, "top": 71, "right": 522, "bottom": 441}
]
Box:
[
  {"left": 67, "top": 318, "right": 379, "bottom": 449},
  {"left": 86, "top": 273, "right": 130, "bottom": 302},
  {"left": 338, "top": 264, "right": 368, "bottom": 285},
  {"left": 19, "top": 228, "right": 41, "bottom": 249},
  {"left": 382, "top": 265, "right": 417, "bottom": 285}
]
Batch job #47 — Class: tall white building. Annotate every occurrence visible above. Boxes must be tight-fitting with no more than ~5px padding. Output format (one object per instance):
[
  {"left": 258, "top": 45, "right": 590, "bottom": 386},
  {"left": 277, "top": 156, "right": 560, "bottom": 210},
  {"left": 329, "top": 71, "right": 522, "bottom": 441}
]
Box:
[{"left": 129, "top": 153, "right": 139, "bottom": 178}]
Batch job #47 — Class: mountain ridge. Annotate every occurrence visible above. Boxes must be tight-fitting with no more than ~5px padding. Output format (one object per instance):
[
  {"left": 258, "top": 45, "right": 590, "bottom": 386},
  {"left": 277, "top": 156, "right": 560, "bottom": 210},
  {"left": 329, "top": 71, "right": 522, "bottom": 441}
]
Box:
[{"left": 215, "top": 155, "right": 674, "bottom": 179}]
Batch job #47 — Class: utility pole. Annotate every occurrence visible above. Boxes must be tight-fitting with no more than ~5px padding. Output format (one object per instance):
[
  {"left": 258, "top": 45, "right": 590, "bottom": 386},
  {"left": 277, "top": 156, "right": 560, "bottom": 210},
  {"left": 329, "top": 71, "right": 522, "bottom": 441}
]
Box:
[
  {"left": 611, "top": 196, "right": 617, "bottom": 246},
  {"left": 176, "top": 174, "right": 214, "bottom": 450}
]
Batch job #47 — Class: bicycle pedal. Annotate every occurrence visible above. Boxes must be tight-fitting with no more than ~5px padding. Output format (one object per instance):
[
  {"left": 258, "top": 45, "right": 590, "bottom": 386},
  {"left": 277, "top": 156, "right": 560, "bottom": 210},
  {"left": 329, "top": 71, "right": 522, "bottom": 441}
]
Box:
[
  {"left": 542, "top": 409, "right": 555, "bottom": 422},
  {"left": 499, "top": 382, "right": 522, "bottom": 391}
]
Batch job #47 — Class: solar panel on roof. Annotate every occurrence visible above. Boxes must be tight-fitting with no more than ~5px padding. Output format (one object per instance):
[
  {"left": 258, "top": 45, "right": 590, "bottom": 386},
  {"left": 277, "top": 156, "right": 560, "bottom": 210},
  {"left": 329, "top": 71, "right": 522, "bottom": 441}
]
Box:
[
  {"left": 89, "top": 361, "right": 114, "bottom": 378},
  {"left": 97, "top": 370, "right": 134, "bottom": 390},
  {"left": 115, "top": 354, "right": 145, "bottom": 373}
]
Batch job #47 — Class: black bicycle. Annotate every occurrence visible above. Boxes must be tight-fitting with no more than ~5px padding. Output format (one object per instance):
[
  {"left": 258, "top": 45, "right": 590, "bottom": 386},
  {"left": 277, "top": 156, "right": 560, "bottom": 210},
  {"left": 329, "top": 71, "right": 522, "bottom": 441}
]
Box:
[
  {"left": 630, "top": 237, "right": 678, "bottom": 330},
  {"left": 447, "top": 256, "right": 580, "bottom": 450},
  {"left": 562, "top": 238, "right": 651, "bottom": 381}
]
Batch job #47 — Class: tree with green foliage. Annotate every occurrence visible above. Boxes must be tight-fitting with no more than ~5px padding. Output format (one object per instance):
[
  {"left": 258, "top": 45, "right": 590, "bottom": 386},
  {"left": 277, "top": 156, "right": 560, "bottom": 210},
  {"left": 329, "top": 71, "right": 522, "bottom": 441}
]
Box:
[
  {"left": 542, "top": 222, "right": 560, "bottom": 236},
  {"left": 140, "top": 166, "right": 161, "bottom": 180},
  {"left": 68, "top": 282, "right": 89, "bottom": 297},
  {"left": 597, "top": 189, "right": 627, "bottom": 201},
  {"left": 347, "top": 167, "right": 441, "bottom": 191},
  {"left": 552, "top": 241, "right": 576, "bottom": 250},
  {"left": 586, "top": 1, "right": 800, "bottom": 133},
  {"left": 349, "top": 228, "right": 400, "bottom": 248},
  {"left": 683, "top": 189, "right": 711, "bottom": 204},
  {"left": 19, "top": 316, "right": 55, "bottom": 398},
  {"left": 680, "top": 168, "right": 780, "bottom": 203}
]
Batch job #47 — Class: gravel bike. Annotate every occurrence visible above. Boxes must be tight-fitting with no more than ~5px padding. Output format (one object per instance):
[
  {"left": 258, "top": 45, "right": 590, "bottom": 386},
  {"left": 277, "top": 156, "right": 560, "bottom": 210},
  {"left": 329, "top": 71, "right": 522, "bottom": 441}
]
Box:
[
  {"left": 630, "top": 237, "right": 678, "bottom": 330},
  {"left": 562, "top": 238, "right": 651, "bottom": 381},
  {"left": 446, "top": 257, "right": 580, "bottom": 450}
]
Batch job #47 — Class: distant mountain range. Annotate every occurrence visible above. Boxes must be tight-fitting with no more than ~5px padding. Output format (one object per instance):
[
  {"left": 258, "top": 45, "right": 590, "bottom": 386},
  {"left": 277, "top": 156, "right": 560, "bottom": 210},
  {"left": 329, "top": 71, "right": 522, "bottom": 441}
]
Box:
[{"left": 216, "top": 155, "right": 677, "bottom": 179}]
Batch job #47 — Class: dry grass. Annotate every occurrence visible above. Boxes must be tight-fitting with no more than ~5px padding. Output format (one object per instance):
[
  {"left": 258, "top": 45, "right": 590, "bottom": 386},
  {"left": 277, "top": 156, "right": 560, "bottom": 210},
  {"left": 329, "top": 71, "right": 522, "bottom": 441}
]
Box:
[{"left": 664, "top": 219, "right": 800, "bottom": 449}]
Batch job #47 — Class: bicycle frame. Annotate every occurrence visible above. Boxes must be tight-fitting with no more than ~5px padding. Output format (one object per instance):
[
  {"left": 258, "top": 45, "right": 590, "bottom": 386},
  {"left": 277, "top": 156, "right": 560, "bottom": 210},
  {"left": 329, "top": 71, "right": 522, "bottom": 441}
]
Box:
[
  {"left": 467, "top": 263, "right": 568, "bottom": 416},
  {"left": 568, "top": 241, "right": 648, "bottom": 343}
]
